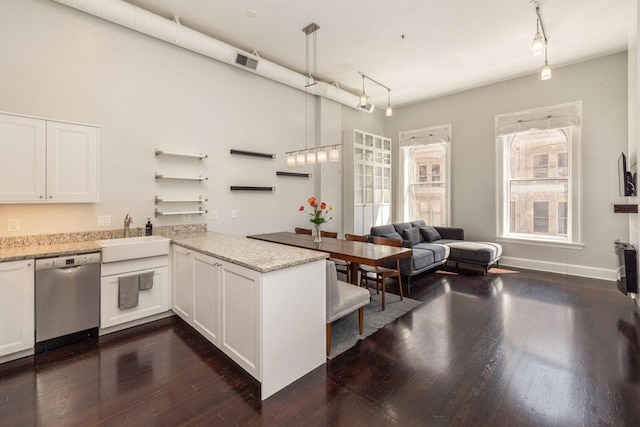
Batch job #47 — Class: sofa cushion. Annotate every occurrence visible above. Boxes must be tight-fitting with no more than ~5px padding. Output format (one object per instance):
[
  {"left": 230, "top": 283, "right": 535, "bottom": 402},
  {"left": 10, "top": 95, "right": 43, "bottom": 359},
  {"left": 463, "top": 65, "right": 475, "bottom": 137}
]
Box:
[
  {"left": 410, "top": 220, "right": 428, "bottom": 228},
  {"left": 393, "top": 222, "right": 414, "bottom": 235},
  {"left": 420, "top": 226, "right": 442, "bottom": 242},
  {"left": 414, "top": 242, "right": 450, "bottom": 263},
  {"left": 447, "top": 241, "right": 502, "bottom": 266},
  {"left": 370, "top": 224, "right": 396, "bottom": 237},
  {"left": 402, "top": 227, "right": 421, "bottom": 246},
  {"left": 382, "top": 232, "right": 403, "bottom": 241},
  {"left": 411, "top": 248, "right": 435, "bottom": 271}
]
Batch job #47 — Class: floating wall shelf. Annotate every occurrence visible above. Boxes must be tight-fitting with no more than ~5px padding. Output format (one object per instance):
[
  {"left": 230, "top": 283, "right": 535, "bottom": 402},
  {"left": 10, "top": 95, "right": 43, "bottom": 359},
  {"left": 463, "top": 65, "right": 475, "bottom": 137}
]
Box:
[
  {"left": 614, "top": 204, "right": 638, "bottom": 213},
  {"left": 230, "top": 186, "right": 275, "bottom": 192},
  {"left": 230, "top": 149, "right": 275, "bottom": 159},
  {"left": 155, "top": 208, "right": 208, "bottom": 217},
  {"left": 155, "top": 173, "right": 208, "bottom": 181},
  {"left": 155, "top": 196, "right": 207, "bottom": 204},
  {"left": 154, "top": 149, "right": 208, "bottom": 159},
  {"left": 276, "top": 171, "right": 311, "bottom": 178}
]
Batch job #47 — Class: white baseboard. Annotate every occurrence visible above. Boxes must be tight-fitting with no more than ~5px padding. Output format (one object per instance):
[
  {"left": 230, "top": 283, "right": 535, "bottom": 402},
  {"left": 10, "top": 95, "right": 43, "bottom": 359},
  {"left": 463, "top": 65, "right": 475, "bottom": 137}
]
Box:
[{"left": 499, "top": 256, "right": 616, "bottom": 281}]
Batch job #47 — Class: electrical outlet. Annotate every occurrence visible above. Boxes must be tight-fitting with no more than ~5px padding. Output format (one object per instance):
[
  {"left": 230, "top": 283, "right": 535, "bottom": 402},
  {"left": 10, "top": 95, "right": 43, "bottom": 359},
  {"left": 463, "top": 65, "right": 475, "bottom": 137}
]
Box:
[
  {"left": 97, "top": 215, "right": 111, "bottom": 227},
  {"left": 231, "top": 209, "right": 237, "bottom": 219},
  {"left": 212, "top": 210, "right": 218, "bottom": 220},
  {"left": 8, "top": 219, "right": 20, "bottom": 232},
  {"left": 182, "top": 214, "right": 192, "bottom": 222}
]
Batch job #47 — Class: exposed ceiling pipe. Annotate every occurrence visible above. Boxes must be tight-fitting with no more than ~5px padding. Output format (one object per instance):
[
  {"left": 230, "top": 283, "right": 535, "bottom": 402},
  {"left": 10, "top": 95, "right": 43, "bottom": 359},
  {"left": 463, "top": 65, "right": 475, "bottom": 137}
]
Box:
[{"left": 51, "top": 0, "right": 369, "bottom": 112}]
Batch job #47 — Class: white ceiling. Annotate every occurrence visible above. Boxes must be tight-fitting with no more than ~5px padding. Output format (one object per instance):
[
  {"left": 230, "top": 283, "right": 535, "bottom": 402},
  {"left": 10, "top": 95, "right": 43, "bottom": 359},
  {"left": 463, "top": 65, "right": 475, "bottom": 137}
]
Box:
[{"left": 124, "top": 0, "right": 633, "bottom": 109}]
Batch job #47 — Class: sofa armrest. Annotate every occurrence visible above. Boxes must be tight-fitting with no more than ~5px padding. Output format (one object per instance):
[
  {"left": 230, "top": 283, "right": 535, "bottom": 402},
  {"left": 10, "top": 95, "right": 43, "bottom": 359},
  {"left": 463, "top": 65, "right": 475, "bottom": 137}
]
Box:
[{"left": 434, "top": 226, "right": 464, "bottom": 240}]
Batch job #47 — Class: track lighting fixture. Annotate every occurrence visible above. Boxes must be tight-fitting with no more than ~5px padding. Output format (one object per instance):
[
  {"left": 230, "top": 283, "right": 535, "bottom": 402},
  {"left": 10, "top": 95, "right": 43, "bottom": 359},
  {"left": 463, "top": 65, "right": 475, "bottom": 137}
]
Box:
[
  {"left": 531, "top": 5, "right": 551, "bottom": 81},
  {"left": 358, "top": 71, "right": 393, "bottom": 115}
]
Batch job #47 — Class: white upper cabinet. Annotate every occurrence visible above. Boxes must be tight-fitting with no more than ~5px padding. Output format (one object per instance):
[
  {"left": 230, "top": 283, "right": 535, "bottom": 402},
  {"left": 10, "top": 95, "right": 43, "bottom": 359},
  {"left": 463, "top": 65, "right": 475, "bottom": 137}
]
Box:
[
  {"left": 0, "top": 114, "right": 46, "bottom": 201},
  {"left": 0, "top": 112, "right": 99, "bottom": 203},
  {"left": 46, "top": 121, "right": 99, "bottom": 202}
]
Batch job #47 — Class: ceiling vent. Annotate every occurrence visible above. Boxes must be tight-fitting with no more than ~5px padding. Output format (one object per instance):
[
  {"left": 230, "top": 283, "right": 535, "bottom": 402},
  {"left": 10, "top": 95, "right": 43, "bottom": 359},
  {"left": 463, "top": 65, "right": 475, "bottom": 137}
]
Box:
[
  {"left": 357, "top": 103, "right": 376, "bottom": 113},
  {"left": 235, "top": 53, "right": 259, "bottom": 71}
]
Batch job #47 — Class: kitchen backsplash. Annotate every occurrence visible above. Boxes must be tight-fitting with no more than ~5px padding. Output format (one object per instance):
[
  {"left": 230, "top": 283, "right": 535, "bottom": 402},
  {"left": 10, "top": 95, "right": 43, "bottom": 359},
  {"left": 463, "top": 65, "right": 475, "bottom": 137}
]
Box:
[{"left": 0, "top": 223, "right": 207, "bottom": 248}]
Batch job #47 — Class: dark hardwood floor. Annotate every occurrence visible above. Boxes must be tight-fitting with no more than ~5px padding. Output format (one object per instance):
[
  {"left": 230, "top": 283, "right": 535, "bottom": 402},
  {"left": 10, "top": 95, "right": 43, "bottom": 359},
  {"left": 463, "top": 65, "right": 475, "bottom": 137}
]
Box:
[{"left": 2, "top": 266, "right": 640, "bottom": 426}]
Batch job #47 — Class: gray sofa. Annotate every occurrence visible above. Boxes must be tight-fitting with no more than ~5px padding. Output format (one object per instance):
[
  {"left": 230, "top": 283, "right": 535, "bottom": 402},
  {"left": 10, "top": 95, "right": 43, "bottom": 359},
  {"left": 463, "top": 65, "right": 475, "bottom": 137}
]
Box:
[
  {"left": 370, "top": 220, "right": 464, "bottom": 285},
  {"left": 370, "top": 220, "right": 502, "bottom": 290}
]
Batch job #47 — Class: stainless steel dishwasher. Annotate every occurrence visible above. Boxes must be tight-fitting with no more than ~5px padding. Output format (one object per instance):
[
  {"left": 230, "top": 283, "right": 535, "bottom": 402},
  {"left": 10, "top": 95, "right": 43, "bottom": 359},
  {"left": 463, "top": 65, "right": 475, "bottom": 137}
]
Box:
[{"left": 35, "top": 252, "right": 101, "bottom": 352}]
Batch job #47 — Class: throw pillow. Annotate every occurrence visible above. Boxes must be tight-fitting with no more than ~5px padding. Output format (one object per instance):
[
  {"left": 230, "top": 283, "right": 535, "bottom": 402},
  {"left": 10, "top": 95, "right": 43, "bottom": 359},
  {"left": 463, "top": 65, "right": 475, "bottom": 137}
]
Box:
[
  {"left": 420, "top": 226, "right": 442, "bottom": 242},
  {"left": 402, "top": 227, "right": 421, "bottom": 246},
  {"left": 382, "top": 232, "right": 403, "bottom": 241}
]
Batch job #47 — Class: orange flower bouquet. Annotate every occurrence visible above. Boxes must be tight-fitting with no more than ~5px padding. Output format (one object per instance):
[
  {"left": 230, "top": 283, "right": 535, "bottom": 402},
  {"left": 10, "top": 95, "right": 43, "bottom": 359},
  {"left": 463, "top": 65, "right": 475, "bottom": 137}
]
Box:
[{"left": 299, "top": 197, "right": 333, "bottom": 225}]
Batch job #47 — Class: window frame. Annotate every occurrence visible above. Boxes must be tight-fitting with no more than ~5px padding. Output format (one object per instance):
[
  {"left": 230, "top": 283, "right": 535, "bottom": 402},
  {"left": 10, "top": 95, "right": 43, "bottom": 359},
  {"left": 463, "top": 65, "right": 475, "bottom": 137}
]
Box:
[
  {"left": 399, "top": 124, "right": 452, "bottom": 226},
  {"left": 495, "top": 102, "right": 583, "bottom": 248}
]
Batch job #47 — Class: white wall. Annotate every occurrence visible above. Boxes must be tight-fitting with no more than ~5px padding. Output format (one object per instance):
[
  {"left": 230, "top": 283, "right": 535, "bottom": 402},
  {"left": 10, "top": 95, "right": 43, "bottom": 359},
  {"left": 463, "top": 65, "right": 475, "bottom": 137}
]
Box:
[
  {"left": 0, "top": 0, "right": 374, "bottom": 238},
  {"left": 386, "top": 53, "right": 629, "bottom": 277}
]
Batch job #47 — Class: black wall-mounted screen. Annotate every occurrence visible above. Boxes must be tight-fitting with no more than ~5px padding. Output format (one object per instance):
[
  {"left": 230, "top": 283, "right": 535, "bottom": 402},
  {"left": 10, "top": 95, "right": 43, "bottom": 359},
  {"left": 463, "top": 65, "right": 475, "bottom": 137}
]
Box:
[{"left": 619, "top": 152, "right": 635, "bottom": 197}]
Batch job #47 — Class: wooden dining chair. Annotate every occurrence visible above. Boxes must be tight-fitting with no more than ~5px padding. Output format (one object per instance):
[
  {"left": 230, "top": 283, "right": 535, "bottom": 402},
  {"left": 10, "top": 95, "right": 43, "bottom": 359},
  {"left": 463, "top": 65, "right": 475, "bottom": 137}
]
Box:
[
  {"left": 294, "top": 227, "right": 312, "bottom": 235},
  {"left": 360, "top": 236, "right": 404, "bottom": 310},
  {"left": 342, "top": 234, "right": 369, "bottom": 283},
  {"left": 321, "top": 230, "right": 338, "bottom": 238}
]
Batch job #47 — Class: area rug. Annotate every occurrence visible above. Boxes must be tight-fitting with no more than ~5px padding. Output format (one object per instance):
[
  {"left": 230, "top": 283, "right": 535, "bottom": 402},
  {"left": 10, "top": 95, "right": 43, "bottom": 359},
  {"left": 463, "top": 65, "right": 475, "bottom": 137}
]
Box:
[{"left": 327, "top": 290, "right": 422, "bottom": 359}]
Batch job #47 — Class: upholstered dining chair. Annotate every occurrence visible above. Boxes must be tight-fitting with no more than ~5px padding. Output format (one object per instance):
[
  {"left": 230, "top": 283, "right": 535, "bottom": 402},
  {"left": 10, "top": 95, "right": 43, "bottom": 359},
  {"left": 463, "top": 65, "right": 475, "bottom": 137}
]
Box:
[
  {"left": 325, "top": 260, "right": 370, "bottom": 356},
  {"left": 360, "top": 236, "right": 404, "bottom": 311}
]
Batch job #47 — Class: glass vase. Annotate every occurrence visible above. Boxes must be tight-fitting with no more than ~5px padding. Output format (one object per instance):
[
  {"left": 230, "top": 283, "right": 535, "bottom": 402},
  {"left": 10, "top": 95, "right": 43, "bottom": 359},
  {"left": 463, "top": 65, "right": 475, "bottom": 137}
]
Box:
[{"left": 313, "top": 224, "right": 322, "bottom": 243}]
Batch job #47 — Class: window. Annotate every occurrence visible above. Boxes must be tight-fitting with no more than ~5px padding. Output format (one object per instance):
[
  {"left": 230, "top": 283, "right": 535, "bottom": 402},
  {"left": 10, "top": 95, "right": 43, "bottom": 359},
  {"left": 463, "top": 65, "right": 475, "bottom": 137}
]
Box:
[
  {"left": 558, "top": 201, "right": 568, "bottom": 235},
  {"left": 400, "top": 125, "right": 451, "bottom": 227},
  {"left": 418, "top": 165, "right": 429, "bottom": 182},
  {"left": 533, "top": 201, "right": 549, "bottom": 233},
  {"left": 496, "top": 102, "right": 581, "bottom": 245},
  {"left": 432, "top": 164, "right": 441, "bottom": 182},
  {"left": 533, "top": 154, "right": 549, "bottom": 178}
]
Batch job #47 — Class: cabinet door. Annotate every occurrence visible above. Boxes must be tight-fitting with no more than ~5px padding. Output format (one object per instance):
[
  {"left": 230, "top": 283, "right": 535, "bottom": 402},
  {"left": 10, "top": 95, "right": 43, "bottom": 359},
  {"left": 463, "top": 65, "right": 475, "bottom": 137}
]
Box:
[
  {"left": 172, "top": 246, "right": 193, "bottom": 322},
  {"left": 0, "top": 259, "right": 34, "bottom": 357},
  {"left": 0, "top": 113, "right": 46, "bottom": 202},
  {"left": 192, "top": 252, "right": 220, "bottom": 346},
  {"left": 46, "top": 121, "right": 99, "bottom": 202},
  {"left": 220, "top": 260, "right": 261, "bottom": 379},
  {"left": 100, "top": 266, "right": 169, "bottom": 329}
]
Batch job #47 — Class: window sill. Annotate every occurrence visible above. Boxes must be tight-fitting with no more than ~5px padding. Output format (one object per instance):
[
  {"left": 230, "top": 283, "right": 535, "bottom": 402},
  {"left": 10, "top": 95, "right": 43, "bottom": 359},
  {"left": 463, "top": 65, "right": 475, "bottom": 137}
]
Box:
[{"left": 495, "top": 236, "right": 584, "bottom": 250}]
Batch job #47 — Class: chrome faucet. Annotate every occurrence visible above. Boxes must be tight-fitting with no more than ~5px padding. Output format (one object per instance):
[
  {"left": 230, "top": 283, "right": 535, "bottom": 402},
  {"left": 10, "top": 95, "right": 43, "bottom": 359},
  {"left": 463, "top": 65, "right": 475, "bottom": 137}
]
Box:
[{"left": 124, "top": 214, "right": 133, "bottom": 238}]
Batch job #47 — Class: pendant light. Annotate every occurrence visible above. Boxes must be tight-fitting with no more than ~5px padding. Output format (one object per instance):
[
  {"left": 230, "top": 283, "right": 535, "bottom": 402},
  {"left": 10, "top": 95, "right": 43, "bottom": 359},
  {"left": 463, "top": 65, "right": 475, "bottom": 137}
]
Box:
[
  {"left": 285, "top": 24, "right": 343, "bottom": 165},
  {"left": 385, "top": 89, "right": 393, "bottom": 117},
  {"left": 532, "top": 4, "right": 551, "bottom": 81},
  {"left": 329, "top": 146, "right": 340, "bottom": 162},
  {"left": 317, "top": 149, "right": 327, "bottom": 163},
  {"left": 360, "top": 75, "right": 368, "bottom": 107},
  {"left": 532, "top": 18, "right": 544, "bottom": 55}
]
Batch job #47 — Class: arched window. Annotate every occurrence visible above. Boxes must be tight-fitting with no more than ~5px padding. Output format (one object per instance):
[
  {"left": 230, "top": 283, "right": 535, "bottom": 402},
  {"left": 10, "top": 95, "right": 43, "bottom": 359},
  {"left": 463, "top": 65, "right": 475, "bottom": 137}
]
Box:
[{"left": 496, "top": 102, "right": 581, "bottom": 245}]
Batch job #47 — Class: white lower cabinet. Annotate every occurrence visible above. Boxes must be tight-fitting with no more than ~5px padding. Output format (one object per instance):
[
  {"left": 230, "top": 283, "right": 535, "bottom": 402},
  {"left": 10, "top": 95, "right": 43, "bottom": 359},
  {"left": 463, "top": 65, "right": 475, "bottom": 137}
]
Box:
[
  {"left": 172, "top": 244, "right": 326, "bottom": 400},
  {"left": 0, "top": 259, "right": 35, "bottom": 361},
  {"left": 172, "top": 246, "right": 260, "bottom": 378},
  {"left": 100, "top": 256, "right": 170, "bottom": 330}
]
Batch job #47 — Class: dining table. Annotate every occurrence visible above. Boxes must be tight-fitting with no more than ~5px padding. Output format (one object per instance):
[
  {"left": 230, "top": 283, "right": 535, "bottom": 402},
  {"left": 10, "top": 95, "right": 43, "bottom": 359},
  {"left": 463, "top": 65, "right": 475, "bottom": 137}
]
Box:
[{"left": 247, "top": 232, "right": 413, "bottom": 309}]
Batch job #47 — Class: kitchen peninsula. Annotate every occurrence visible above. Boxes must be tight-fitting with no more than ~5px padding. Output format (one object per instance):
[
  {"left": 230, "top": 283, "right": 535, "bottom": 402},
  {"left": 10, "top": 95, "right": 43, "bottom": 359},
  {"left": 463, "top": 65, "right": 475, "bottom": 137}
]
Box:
[
  {"left": 0, "top": 228, "right": 329, "bottom": 401},
  {"left": 169, "top": 231, "right": 328, "bottom": 400}
]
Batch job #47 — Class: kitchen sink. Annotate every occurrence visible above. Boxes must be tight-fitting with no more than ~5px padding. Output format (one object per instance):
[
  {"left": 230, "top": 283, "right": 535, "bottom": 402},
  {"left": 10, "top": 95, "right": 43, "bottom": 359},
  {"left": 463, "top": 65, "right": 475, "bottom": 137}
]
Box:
[{"left": 97, "top": 235, "right": 170, "bottom": 263}]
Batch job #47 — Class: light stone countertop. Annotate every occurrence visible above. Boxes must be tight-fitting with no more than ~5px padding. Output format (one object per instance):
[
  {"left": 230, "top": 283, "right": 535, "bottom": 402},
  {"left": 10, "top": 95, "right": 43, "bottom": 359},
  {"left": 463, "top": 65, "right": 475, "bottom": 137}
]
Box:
[
  {"left": 0, "top": 241, "right": 102, "bottom": 262},
  {"left": 169, "top": 231, "right": 328, "bottom": 273}
]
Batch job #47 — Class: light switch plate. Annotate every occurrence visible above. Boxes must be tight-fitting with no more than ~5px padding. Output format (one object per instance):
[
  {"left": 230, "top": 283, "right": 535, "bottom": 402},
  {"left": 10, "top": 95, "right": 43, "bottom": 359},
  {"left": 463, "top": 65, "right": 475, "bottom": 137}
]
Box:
[
  {"left": 97, "top": 215, "right": 111, "bottom": 227},
  {"left": 231, "top": 209, "right": 237, "bottom": 219},
  {"left": 8, "top": 219, "right": 20, "bottom": 232},
  {"left": 182, "top": 214, "right": 192, "bottom": 222},
  {"left": 212, "top": 210, "right": 218, "bottom": 220}
]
